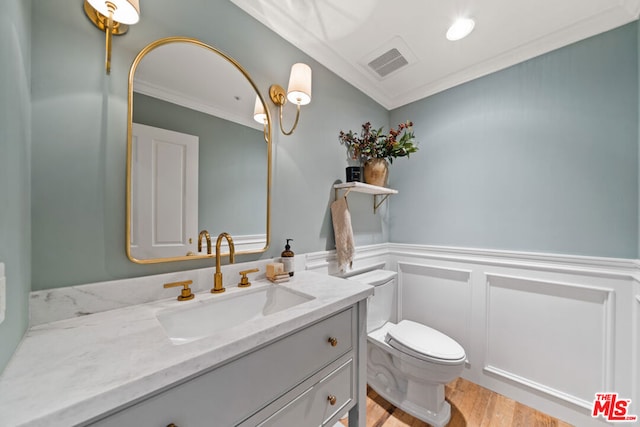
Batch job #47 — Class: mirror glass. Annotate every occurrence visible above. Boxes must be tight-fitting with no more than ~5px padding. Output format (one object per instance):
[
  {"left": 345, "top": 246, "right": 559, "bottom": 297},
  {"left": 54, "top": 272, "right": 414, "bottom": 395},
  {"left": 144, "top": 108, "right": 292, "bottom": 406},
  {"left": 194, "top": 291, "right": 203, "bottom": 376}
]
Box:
[{"left": 126, "top": 38, "right": 271, "bottom": 263}]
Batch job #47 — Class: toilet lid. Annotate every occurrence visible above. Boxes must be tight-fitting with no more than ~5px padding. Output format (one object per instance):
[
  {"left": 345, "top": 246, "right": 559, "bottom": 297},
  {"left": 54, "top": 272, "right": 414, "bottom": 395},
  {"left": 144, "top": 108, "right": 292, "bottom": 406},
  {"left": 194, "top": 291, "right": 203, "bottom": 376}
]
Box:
[{"left": 385, "top": 320, "right": 465, "bottom": 362}]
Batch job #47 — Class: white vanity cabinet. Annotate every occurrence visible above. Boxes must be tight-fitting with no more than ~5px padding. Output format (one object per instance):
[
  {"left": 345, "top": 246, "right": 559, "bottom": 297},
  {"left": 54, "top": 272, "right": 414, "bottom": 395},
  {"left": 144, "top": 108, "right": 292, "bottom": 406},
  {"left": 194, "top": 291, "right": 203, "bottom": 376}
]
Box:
[{"left": 88, "top": 305, "right": 365, "bottom": 427}]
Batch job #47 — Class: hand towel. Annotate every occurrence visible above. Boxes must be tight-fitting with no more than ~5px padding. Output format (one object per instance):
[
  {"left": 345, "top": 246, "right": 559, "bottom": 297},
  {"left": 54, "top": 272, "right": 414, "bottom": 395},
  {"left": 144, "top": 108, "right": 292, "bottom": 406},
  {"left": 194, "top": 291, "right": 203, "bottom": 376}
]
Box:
[{"left": 331, "top": 196, "right": 355, "bottom": 272}]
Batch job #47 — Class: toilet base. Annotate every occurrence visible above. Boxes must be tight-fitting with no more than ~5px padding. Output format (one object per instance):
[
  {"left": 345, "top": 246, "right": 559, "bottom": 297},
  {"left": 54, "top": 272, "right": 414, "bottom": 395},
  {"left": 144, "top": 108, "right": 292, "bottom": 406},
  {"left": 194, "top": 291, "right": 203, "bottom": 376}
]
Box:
[
  {"left": 368, "top": 370, "right": 452, "bottom": 427},
  {"left": 367, "top": 326, "right": 463, "bottom": 427}
]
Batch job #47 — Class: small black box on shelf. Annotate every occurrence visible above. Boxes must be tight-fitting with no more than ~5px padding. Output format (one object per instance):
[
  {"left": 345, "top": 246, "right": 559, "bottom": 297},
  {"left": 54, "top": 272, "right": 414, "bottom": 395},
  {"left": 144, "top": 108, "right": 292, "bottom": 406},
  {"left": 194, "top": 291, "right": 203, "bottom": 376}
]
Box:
[{"left": 346, "top": 166, "right": 362, "bottom": 182}]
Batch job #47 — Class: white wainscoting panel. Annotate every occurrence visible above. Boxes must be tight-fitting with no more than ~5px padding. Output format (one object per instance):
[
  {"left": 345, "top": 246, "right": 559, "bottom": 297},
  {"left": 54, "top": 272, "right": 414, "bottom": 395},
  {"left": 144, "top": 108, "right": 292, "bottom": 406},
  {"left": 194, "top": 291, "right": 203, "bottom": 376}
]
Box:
[
  {"left": 305, "top": 244, "right": 389, "bottom": 277},
  {"left": 485, "top": 274, "right": 614, "bottom": 409},
  {"left": 397, "top": 262, "right": 471, "bottom": 361},
  {"left": 307, "top": 243, "right": 638, "bottom": 427}
]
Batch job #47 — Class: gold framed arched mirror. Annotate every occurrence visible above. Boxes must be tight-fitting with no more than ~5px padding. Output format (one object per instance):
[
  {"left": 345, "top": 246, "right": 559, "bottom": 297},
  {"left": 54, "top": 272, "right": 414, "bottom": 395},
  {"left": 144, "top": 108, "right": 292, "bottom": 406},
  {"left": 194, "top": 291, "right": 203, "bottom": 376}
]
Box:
[{"left": 126, "top": 37, "right": 272, "bottom": 264}]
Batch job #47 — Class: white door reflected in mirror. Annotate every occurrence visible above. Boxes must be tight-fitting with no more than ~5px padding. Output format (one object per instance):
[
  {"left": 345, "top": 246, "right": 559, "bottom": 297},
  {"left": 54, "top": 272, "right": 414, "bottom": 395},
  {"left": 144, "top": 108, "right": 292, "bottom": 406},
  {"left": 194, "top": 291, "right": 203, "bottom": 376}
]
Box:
[{"left": 131, "top": 123, "right": 199, "bottom": 259}]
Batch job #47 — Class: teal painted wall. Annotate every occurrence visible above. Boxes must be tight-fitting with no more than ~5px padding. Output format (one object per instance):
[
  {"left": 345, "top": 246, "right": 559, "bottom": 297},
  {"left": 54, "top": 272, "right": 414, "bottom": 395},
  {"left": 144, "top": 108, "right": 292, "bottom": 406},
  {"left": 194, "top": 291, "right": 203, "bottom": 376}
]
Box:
[
  {"left": 133, "top": 93, "right": 267, "bottom": 236},
  {"left": 389, "top": 23, "right": 639, "bottom": 258},
  {"left": 30, "top": 0, "right": 388, "bottom": 290},
  {"left": 0, "top": 0, "right": 31, "bottom": 372},
  {"left": 3, "top": 0, "right": 640, "bottom": 373}
]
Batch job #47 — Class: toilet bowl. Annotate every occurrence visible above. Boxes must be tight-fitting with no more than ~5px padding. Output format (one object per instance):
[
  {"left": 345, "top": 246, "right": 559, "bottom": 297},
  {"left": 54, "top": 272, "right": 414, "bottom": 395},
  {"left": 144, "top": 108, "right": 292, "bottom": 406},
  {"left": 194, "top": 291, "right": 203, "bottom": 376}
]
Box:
[{"left": 348, "top": 270, "right": 466, "bottom": 427}]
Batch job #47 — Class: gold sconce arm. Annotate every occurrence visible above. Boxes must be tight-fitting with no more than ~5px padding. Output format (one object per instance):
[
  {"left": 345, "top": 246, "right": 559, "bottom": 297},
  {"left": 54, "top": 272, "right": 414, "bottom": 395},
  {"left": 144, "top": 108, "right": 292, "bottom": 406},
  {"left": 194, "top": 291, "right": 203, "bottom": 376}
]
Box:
[
  {"left": 269, "top": 84, "right": 301, "bottom": 136},
  {"left": 268, "top": 63, "right": 311, "bottom": 136},
  {"left": 83, "top": 0, "right": 140, "bottom": 75},
  {"left": 104, "top": 6, "right": 114, "bottom": 74}
]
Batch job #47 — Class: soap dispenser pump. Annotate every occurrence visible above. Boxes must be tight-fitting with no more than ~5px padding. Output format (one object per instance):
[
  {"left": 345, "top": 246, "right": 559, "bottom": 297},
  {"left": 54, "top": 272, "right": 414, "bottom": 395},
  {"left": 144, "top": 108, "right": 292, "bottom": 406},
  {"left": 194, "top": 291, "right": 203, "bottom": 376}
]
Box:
[{"left": 281, "top": 238, "right": 295, "bottom": 277}]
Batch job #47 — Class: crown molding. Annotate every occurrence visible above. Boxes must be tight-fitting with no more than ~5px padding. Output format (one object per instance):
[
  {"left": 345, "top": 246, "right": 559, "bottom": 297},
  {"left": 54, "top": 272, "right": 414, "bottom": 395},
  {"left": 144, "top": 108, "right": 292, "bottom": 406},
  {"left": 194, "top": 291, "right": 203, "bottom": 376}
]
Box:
[
  {"left": 231, "top": 0, "right": 640, "bottom": 110},
  {"left": 390, "top": 3, "right": 640, "bottom": 109},
  {"left": 134, "top": 79, "right": 262, "bottom": 131}
]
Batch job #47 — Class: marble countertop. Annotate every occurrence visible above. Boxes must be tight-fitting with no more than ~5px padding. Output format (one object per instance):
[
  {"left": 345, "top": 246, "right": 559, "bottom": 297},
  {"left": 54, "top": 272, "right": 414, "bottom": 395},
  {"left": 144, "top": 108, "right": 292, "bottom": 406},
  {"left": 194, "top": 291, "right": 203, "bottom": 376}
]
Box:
[{"left": 0, "top": 271, "right": 373, "bottom": 427}]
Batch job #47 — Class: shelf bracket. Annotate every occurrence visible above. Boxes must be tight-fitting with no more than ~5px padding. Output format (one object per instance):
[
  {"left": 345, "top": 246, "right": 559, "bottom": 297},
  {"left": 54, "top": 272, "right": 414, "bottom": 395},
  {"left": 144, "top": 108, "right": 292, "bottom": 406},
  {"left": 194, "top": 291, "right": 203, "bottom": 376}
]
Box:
[
  {"left": 373, "top": 194, "right": 391, "bottom": 213},
  {"left": 333, "top": 182, "right": 397, "bottom": 214},
  {"left": 334, "top": 188, "right": 353, "bottom": 202}
]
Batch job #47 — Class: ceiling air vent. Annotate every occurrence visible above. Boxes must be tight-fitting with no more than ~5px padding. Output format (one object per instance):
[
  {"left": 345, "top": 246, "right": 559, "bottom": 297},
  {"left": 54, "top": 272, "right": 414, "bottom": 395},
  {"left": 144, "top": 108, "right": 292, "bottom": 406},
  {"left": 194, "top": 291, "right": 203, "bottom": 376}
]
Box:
[{"left": 367, "top": 48, "right": 409, "bottom": 78}]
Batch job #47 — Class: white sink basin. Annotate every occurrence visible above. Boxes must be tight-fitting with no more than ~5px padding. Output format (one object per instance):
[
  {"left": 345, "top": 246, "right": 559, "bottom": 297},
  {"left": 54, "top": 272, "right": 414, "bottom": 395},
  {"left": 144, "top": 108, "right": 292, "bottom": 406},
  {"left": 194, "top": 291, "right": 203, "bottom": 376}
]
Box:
[{"left": 157, "top": 284, "right": 314, "bottom": 344}]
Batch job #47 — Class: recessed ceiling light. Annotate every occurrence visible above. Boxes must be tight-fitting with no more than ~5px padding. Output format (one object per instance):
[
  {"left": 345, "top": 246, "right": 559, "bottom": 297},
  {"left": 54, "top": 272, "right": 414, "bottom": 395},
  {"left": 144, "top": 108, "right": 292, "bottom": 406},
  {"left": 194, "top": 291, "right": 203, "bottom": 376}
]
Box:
[{"left": 446, "top": 18, "right": 475, "bottom": 41}]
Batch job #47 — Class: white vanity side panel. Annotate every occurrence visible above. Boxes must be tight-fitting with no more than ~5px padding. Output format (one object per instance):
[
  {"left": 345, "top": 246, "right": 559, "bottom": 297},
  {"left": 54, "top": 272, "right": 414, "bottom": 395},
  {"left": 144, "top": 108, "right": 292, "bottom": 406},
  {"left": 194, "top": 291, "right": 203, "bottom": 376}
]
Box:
[
  {"left": 397, "top": 262, "right": 472, "bottom": 361},
  {"left": 351, "top": 299, "right": 367, "bottom": 427},
  {"left": 485, "top": 274, "right": 614, "bottom": 408}
]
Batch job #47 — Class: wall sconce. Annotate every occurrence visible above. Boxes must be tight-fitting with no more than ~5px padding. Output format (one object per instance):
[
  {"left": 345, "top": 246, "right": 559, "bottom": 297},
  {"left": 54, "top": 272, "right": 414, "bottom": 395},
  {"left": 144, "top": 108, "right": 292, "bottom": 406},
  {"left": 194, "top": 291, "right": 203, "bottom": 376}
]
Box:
[
  {"left": 253, "top": 95, "right": 269, "bottom": 143},
  {"left": 83, "top": 0, "right": 140, "bottom": 74},
  {"left": 269, "top": 63, "right": 312, "bottom": 136},
  {"left": 253, "top": 96, "right": 267, "bottom": 124}
]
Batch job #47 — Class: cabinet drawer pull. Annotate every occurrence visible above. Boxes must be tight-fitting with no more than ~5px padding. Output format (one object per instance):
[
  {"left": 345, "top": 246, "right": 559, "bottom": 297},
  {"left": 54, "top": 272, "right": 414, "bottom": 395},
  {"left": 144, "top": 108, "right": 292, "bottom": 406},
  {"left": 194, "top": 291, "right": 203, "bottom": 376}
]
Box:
[
  {"left": 327, "top": 394, "right": 337, "bottom": 406},
  {"left": 327, "top": 337, "right": 338, "bottom": 347}
]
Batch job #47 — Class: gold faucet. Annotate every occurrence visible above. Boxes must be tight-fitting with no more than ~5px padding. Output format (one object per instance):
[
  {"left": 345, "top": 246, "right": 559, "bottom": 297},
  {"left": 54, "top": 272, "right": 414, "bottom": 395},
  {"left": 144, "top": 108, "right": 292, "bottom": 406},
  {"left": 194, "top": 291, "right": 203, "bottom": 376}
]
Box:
[
  {"left": 198, "top": 230, "right": 212, "bottom": 254},
  {"left": 212, "top": 232, "right": 235, "bottom": 293}
]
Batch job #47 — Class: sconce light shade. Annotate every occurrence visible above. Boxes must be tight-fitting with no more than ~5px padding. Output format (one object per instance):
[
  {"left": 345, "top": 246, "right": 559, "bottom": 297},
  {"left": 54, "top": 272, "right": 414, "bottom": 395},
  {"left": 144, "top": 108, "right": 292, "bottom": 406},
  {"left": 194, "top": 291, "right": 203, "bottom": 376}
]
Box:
[
  {"left": 286, "top": 63, "right": 312, "bottom": 105},
  {"left": 253, "top": 95, "right": 269, "bottom": 143},
  {"left": 87, "top": 0, "right": 140, "bottom": 24},
  {"left": 253, "top": 96, "right": 267, "bottom": 124}
]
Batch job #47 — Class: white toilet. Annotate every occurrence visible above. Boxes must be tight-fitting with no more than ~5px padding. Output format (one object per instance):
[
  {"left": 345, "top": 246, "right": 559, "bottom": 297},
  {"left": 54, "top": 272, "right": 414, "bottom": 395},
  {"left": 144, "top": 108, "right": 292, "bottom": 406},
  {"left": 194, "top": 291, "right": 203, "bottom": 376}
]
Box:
[{"left": 348, "top": 270, "right": 466, "bottom": 427}]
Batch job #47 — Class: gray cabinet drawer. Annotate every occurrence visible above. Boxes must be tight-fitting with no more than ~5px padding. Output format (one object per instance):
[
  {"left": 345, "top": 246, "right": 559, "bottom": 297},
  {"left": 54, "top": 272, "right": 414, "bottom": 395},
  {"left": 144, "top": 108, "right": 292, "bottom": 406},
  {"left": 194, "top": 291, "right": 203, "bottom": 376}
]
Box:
[
  {"left": 256, "top": 360, "right": 354, "bottom": 427},
  {"left": 89, "top": 308, "right": 353, "bottom": 427}
]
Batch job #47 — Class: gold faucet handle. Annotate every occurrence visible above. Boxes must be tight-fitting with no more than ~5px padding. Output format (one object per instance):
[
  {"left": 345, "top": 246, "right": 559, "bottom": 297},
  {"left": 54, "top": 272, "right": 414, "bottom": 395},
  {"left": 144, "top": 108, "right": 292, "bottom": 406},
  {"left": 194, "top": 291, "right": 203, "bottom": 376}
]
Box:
[
  {"left": 238, "top": 268, "right": 260, "bottom": 288},
  {"left": 164, "top": 280, "right": 195, "bottom": 301}
]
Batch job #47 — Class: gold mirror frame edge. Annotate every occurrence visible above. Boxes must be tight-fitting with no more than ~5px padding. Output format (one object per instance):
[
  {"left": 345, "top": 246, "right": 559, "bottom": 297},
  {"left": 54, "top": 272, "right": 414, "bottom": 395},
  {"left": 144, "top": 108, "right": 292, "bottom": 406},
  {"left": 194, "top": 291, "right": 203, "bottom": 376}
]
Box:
[{"left": 126, "top": 36, "right": 273, "bottom": 264}]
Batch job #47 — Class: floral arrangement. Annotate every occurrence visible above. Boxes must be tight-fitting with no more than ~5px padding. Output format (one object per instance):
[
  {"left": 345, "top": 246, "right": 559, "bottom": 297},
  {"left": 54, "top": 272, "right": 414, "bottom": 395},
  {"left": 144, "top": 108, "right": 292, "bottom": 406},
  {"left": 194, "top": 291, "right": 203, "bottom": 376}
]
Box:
[{"left": 338, "top": 121, "right": 418, "bottom": 164}]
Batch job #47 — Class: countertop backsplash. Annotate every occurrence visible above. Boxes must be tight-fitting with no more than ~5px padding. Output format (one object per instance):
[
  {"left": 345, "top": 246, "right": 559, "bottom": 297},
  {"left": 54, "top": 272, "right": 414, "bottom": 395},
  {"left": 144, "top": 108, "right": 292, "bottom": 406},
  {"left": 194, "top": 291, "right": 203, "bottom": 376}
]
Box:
[{"left": 29, "top": 256, "right": 307, "bottom": 326}]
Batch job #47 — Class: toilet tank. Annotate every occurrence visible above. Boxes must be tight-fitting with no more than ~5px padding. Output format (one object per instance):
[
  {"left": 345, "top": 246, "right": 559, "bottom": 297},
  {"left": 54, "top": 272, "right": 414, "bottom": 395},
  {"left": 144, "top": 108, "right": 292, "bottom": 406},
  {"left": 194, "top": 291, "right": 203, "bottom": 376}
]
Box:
[{"left": 347, "top": 270, "right": 397, "bottom": 332}]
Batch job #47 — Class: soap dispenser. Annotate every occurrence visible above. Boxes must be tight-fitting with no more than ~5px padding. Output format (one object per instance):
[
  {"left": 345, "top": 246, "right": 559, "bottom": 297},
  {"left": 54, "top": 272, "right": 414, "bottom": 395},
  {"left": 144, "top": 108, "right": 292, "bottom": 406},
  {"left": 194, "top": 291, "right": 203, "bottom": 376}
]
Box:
[{"left": 281, "top": 239, "right": 295, "bottom": 277}]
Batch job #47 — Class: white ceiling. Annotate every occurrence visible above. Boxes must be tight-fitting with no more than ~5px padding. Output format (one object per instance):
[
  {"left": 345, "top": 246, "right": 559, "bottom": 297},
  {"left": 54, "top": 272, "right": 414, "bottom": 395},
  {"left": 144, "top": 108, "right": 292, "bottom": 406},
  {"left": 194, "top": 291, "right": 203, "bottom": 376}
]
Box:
[
  {"left": 231, "top": 0, "right": 640, "bottom": 110},
  {"left": 134, "top": 41, "right": 262, "bottom": 130}
]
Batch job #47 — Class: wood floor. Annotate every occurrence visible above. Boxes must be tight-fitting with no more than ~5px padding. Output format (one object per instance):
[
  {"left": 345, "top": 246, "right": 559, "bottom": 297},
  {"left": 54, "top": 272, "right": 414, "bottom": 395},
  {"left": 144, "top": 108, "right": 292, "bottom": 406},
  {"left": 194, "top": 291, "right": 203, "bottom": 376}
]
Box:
[{"left": 340, "top": 378, "right": 573, "bottom": 427}]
